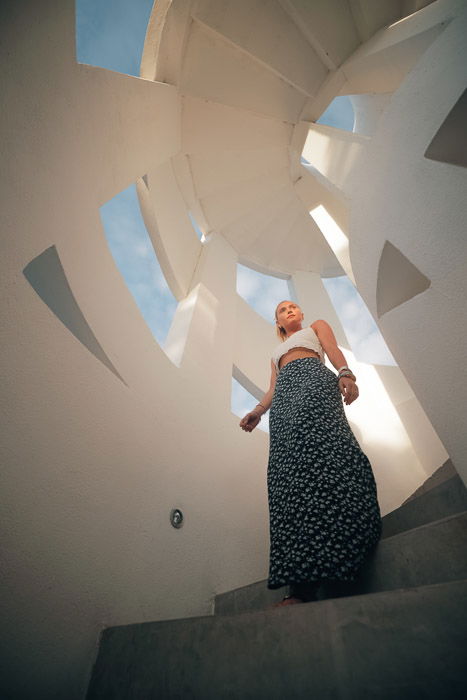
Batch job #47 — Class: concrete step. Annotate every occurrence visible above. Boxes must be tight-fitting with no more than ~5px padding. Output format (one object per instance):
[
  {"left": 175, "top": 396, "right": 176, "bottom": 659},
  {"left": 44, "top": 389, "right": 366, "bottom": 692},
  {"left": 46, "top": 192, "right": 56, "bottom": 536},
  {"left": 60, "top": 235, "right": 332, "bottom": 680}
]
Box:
[
  {"left": 402, "top": 459, "right": 457, "bottom": 504},
  {"left": 215, "top": 576, "right": 285, "bottom": 615},
  {"left": 328, "top": 509, "right": 467, "bottom": 598},
  {"left": 215, "top": 510, "right": 467, "bottom": 616},
  {"left": 382, "top": 473, "right": 467, "bottom": 538},
  {"left": 86, "top": 579, "right": 467, "bottom": 700}
]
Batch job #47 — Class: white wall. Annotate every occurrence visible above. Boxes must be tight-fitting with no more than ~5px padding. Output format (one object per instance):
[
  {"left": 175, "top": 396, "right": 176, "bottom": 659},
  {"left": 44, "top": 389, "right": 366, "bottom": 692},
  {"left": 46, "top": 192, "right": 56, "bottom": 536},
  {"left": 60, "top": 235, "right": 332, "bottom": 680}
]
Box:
[
  {"left": 348, "top": 1, "right": 467, "bottom": 486},
  {"left": 0, "top": 3, "right": 269, "bottom": 698}
]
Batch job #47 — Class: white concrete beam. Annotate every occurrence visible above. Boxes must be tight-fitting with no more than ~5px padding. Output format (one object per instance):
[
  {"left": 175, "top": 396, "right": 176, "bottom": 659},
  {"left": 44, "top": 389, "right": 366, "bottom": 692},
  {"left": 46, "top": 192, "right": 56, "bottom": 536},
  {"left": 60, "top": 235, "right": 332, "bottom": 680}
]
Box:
[
  {"left": 181, "top": 96, "right": 293, "bottom": 154},
  {"left": 293, "top": 166, "right": 350, "bottom": 238},
  {"left": 339, "top": 0, "right": 452, "bottom": 94},
  {"left": 187, "top": 146, "right": 290, "bottom": 200},
  {"left": 192, "top": 0, "right": 328, "bottom": 96},
  {"left": 136, "top": 163, "right": 201, "bottom": 301},
  {"left": 179, "top": 20, "right": 307, "bottom": 122},
  {"left": 199, "top": 168, "right": 291, "bottom": 231},
  {"left": 278, "top": 0, "right": 361, "bottom": 69},
  {"left": 140, "top": 0, "right": 175, "bottom": 81},
  {"left": 177, "top": 234, "right": 238, "bottom": 407},
  {"left": 301, "top": 124, "right": 369, "bottom": 197},
  {"left": 232, "top": 294, "right": 280, "bottom": 400},
  {"left": 348, "top": 0, "right": 404, "bottom": 43},
  {"left": 76, "top": 65, "right": 180, "bottom": 207}
]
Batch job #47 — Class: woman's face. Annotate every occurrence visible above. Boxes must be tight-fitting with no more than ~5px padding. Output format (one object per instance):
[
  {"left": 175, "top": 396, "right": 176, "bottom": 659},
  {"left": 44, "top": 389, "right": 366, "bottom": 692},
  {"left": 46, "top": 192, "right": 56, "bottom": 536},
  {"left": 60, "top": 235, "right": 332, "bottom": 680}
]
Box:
[{"left": 275, "top": 301, "right": 304, "bottom": 333}]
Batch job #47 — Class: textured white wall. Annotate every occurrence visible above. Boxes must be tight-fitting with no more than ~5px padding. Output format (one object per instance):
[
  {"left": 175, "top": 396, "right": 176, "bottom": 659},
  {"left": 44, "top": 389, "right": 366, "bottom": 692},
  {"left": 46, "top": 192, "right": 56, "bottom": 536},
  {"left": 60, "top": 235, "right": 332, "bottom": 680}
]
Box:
[
  {"left": 349, "top": 1, "right": 467, "bottom": 486},
  {"left": 0, "top": 2, "right": 269, "bottom": 698}
]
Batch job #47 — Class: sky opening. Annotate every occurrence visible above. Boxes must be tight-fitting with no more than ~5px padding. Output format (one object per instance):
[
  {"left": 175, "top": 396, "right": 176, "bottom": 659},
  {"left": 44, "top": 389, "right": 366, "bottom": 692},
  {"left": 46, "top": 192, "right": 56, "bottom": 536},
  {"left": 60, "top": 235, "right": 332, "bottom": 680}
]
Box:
[
  {"left": 76, "top": 0, "right": 153, "bottom": 75},
  {"left": 317, "top": 96, "right": 355, "bottom": 132},
  {"left": 236, "top": 263, "right": 294, "bottom": 325},
  {"left": 188, "top": 211, "right": 205, "bottom": 241},
  {"left": 100, "top": 183, "right": 178, "bottom": 348},
  {"left": 232, "top": 377, "right": 270, "bottom": 434},
  {"left": 323, "top": 277, "right": 396, "bottom": 365}
]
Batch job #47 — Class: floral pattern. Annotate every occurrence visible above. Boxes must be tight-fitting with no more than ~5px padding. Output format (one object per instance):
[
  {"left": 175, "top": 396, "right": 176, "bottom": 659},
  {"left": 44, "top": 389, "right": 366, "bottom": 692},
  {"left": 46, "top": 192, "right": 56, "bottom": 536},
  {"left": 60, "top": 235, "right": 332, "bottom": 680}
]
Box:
[{"left": 267, "top": 357, "right": 382, "bottom": 589}]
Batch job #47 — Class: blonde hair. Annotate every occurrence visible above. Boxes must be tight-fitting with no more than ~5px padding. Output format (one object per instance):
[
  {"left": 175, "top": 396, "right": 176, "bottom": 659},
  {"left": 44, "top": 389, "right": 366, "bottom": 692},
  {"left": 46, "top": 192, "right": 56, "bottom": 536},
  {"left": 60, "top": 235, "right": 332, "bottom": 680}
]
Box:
[{"left": 275, "top": 299, "right": 300, "bottom": 342}]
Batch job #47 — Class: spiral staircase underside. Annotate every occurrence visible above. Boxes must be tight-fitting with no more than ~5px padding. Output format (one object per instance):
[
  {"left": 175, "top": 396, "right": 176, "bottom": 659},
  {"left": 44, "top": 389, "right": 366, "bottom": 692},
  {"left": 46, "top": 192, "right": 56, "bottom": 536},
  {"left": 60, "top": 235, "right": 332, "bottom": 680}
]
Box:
[{"left": 141, "top": 0, "right": 438, "bottom": 278}]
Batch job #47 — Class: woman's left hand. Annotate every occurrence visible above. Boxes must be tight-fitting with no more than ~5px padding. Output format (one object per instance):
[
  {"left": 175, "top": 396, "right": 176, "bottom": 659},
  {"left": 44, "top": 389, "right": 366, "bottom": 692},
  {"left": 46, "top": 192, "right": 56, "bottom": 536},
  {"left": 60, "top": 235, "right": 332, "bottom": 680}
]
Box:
[{"left": 339, "top": 376, "right": 359, "bottom": 405}]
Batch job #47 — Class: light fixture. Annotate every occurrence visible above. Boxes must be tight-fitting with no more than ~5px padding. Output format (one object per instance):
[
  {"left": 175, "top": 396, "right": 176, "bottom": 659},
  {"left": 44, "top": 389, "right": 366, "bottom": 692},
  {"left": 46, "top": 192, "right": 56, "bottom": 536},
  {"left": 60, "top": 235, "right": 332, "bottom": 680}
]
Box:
[{"left": 170, "top": 508, "right": 184, "bottom": 529}]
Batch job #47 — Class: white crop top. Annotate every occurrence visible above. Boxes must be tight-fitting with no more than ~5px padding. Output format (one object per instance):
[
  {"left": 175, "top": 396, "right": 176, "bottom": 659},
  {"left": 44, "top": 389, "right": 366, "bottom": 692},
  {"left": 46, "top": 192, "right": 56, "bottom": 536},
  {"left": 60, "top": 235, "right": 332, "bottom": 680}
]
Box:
[{"left": 271, "top": 326, "right": 324, "bottom": 372}]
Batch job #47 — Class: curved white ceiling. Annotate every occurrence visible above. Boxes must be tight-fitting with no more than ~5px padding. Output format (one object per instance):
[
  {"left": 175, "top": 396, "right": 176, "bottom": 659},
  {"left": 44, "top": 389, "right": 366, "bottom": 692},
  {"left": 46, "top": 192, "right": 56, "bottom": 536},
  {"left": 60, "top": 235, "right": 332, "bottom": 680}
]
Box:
[{"left": 141, "top": 0, "right": 436, "bottom": 277}]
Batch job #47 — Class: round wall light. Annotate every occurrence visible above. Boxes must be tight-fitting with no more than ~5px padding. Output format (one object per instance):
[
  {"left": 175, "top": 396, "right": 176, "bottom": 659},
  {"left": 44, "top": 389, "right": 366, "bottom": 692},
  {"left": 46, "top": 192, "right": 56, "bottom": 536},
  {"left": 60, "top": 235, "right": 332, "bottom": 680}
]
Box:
[{"left": 170, "top": 508, "right": 184, "bottom": 529}]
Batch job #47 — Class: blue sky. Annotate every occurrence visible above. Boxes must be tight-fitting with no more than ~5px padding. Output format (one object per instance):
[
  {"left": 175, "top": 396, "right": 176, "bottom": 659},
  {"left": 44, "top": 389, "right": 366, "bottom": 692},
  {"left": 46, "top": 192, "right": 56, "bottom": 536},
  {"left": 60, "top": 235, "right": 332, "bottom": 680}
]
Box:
[
  {"left": 77, "top": 0, "right": 395, "bottom": 432},
  {"left": 100, "top": 184, "right": 178, "bottom": 343},
  {"left": 76, "top": 0, "right": 154, "bottom": 74},
  {"left": 317, "top": 96, "right": 354, "bottom": 131}
]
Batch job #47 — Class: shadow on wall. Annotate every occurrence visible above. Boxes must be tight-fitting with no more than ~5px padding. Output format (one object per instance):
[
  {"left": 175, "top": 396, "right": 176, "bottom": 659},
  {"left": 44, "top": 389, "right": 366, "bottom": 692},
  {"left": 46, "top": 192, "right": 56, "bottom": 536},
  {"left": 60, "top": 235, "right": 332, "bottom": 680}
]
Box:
[
  {"left": 23, "top": 245, "right": 127, "bottom": 385},
  {"left": 376, "top": 241, "right": 431, "bottom": 318},
  {"left": 424, "top": 88, "right": 467, "bottom": 168}
]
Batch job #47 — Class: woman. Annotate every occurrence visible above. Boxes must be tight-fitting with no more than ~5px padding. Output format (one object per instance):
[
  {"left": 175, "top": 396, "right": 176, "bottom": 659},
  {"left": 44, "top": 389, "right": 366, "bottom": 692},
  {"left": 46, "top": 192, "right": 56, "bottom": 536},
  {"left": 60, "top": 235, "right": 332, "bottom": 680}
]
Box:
[{"left": 239, "top": 301, "right": 382, "bottom": 606}]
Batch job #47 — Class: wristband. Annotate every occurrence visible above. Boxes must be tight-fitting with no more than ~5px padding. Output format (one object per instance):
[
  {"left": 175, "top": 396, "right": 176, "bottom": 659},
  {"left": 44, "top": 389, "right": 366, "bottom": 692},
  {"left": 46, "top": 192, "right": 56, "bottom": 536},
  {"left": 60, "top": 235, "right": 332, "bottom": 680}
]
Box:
[{"left": 338, "top": 371, "right": 356, "bottom": 381}]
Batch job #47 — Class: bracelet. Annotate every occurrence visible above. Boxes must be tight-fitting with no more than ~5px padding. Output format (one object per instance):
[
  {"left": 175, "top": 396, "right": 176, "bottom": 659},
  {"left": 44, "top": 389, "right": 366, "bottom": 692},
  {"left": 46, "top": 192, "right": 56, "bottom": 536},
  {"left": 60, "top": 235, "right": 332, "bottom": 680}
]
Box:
[
  {"left": 338, "top": 376, "right": 356, "bottom": 383},
  {"left": 338, "top": 371, "right": 356, "bottom": 381},
  {"left": 337, "top": 366, "right": 355, "bottom": 378}
]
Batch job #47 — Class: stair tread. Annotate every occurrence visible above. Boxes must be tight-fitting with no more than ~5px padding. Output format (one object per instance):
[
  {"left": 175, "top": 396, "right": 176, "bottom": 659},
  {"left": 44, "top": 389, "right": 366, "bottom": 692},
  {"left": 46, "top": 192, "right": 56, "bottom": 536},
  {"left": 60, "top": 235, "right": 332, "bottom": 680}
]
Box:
[
  {"left": 382, "top": 506, "right": 467, "bottom": 540},
  {"left": 88, "top": 580, "right": 467, "bottom": 700},
  {"left": 402, "top": 459, "right": 457, "bottom": 503},
  {"left": 107, "top": 577, "right": 467, "bottom": 628},
  {"left": 382, "top": 473, "right": 467, "bottom": 538},
  {"left": 214, "top": 509, "right": 467, "bottom": 615},
  {"left": 216, "top": 476, "right": 467, "bottom": 597}
]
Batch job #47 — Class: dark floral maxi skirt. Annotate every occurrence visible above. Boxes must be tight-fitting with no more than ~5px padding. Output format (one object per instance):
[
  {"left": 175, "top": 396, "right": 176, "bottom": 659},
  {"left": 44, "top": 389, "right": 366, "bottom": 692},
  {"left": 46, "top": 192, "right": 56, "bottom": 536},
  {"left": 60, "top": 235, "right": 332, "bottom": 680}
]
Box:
[{"left": 267, "top": 357, "right": 382, "bottom": 589}]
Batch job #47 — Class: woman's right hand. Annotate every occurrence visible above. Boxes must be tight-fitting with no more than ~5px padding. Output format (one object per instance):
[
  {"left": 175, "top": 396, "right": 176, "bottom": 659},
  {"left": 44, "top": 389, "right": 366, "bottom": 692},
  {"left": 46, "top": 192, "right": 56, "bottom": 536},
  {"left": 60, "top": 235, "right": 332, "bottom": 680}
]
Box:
[{"left": 239, "top": 410, "right": 262, "bottom": 432}]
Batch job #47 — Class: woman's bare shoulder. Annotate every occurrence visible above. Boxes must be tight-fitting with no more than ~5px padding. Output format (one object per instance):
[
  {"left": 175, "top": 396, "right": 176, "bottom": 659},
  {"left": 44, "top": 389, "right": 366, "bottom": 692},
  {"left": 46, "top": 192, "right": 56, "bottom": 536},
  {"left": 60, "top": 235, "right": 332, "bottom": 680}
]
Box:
[{"left": 310, "top": 319, "right": 330, "bottom": 331}]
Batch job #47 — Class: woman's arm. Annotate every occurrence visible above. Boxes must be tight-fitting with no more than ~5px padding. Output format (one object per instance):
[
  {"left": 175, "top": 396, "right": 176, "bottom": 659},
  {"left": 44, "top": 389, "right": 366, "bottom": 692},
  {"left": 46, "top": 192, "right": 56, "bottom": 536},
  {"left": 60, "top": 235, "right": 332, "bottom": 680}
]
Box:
[
  {"left": 312, "top": 319, "right": 359, "bottom": 405},
  {"left": 311, "top": 319, "right": 348, "bottom": 371},
  {"left": 239, "top": 360, "right": 277, "bottom": 431}
]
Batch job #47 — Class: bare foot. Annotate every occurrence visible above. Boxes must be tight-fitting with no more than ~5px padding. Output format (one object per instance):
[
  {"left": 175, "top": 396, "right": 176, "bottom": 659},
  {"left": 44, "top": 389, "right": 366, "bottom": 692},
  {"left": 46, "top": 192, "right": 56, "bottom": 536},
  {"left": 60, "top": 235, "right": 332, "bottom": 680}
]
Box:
[{"left": 272, "top": 596, "right": 304, "bottom": 608}]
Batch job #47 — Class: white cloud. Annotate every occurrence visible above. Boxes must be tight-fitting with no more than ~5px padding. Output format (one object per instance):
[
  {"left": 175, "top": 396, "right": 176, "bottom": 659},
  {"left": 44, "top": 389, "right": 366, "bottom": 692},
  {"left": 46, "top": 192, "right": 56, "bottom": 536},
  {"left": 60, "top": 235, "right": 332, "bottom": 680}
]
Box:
[
  {"left": 236, "top": 263, "right": 291, "bottom": 327},
  {"left": 236, "top": 265, "right": 262, "bottom": 300},
  {"left": 134, "top": 241, "right": 153, "bottom": 258},
  {"left": 341, "top": 298, "right": 361, "bottom": 321},
  {"left": 151, "top": 271, "right": 169, "bottom": 292}
]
